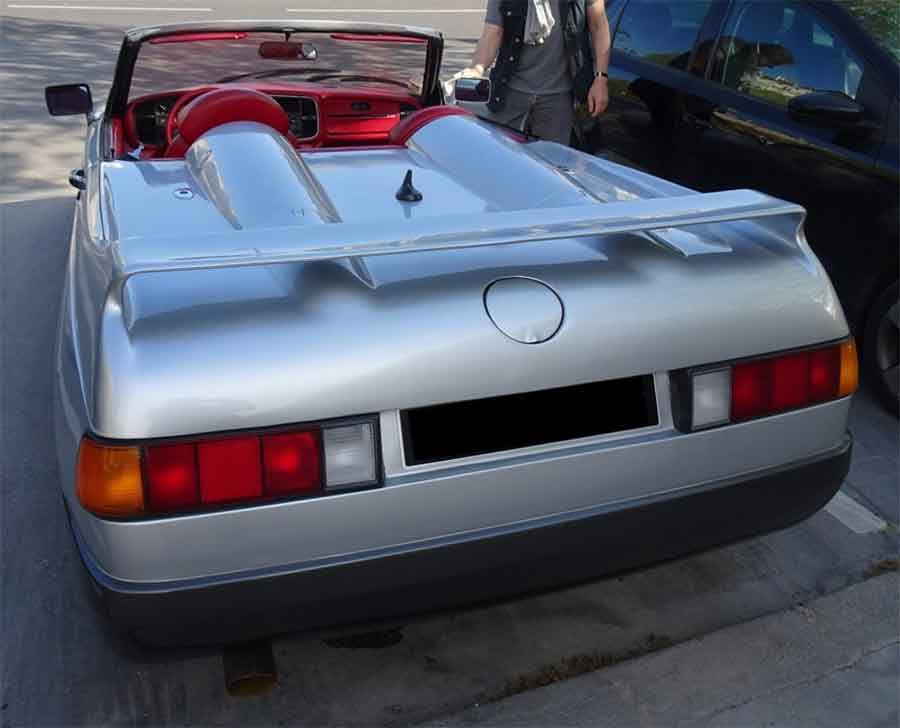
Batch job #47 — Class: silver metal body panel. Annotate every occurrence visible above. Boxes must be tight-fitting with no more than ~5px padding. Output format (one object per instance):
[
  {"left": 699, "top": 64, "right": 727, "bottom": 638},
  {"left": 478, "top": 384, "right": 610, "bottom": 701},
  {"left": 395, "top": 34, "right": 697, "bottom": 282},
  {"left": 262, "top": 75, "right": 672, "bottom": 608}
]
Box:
[
  {"left": 54, "top": 103, "right": 852, "bottom": 587},
  {"left": 81, "top": 399, "right": 849, "bottom": 585}
]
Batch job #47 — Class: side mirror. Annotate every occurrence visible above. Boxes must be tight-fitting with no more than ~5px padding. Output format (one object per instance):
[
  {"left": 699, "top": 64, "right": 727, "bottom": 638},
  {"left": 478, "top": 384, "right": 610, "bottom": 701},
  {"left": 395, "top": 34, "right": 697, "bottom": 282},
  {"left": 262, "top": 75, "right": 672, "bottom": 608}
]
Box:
[
  {"left": 454, "top": 77, "right": 492, "bottom": 104},
  {"left": 787, "top": 92, "right": 863, "bottom": 127},
  {"left": 45, "top": 84, "right": 93, "bottom": 117}
]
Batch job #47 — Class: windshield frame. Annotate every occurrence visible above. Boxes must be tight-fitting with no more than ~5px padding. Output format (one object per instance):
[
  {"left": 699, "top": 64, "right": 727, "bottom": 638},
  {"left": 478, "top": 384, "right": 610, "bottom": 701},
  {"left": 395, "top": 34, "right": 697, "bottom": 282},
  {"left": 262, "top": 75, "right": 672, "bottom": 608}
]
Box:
[{"left": 105, "top": 20, "right": 444, "bottom": 118}]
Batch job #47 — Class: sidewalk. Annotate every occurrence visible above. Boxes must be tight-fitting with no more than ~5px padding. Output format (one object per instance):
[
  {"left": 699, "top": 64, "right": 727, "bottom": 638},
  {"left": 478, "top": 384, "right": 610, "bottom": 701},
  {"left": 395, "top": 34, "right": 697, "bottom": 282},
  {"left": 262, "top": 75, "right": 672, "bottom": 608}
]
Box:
[{"left": 427, "top": 572, "right": 899, "bottom": 727}]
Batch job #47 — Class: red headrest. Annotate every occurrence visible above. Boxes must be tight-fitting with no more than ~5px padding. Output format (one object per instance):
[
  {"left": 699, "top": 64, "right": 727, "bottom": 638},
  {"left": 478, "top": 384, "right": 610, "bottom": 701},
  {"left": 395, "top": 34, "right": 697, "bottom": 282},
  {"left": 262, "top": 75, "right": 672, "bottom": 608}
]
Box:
[
  {"left": 177, "top": 87, "right": 290, "bottom": 146},
  {"left": 388, "top": 105, "right": 471, "bottom": 146}
]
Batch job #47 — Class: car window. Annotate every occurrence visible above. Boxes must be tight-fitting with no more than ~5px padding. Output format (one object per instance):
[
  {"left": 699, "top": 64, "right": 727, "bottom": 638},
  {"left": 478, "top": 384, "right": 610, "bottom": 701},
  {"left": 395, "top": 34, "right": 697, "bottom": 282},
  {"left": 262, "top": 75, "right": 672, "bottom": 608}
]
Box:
[
  {"left": 613, "top": 0, "right": 714, "bottom": 71},
  {"left": 712, "top": 1, "right": 865, "bottom": 106}
]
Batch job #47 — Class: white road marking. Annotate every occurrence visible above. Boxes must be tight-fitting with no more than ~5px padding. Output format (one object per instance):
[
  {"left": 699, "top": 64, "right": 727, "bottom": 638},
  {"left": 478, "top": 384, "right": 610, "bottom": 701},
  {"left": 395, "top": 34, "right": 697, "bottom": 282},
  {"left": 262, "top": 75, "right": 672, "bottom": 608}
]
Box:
[
  {"left": 825, "top": 491, "right": 887, "bottom": 534},
  {"left": 286, "top": 8, "right": 484, "bottom": 13},
  {"left": 7, "top": 4, "right": 212, "bottom": 10}
]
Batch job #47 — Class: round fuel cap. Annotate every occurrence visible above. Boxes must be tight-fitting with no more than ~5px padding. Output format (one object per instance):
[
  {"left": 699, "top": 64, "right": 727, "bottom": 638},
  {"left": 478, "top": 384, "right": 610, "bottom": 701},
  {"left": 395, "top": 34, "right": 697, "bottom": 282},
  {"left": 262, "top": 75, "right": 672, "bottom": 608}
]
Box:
[{"left": 484, "top": 277, "right": 564, "bottom": 344}]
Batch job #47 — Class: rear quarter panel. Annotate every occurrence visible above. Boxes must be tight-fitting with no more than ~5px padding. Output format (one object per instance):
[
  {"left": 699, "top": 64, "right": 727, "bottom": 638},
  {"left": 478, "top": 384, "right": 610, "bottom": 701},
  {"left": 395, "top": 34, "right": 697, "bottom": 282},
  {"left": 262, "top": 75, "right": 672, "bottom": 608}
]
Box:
[{"left": 54, "top": 117, "right": 115, "bottom": 506}]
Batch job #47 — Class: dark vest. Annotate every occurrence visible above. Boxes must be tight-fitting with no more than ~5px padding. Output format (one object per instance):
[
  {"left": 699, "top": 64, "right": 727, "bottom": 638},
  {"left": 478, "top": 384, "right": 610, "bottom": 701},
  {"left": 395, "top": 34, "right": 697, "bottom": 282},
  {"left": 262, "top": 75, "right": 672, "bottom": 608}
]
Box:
[{"left": 488, "top": 0, "right": 594, "bottom": 112}]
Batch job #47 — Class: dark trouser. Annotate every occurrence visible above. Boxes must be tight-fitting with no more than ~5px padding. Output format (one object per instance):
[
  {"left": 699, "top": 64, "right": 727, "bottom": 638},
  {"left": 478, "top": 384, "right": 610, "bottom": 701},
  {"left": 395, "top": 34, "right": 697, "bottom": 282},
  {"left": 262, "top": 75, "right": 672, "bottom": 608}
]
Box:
[{"left": 487, "top": 89, "right": 574, "bottom": 145}]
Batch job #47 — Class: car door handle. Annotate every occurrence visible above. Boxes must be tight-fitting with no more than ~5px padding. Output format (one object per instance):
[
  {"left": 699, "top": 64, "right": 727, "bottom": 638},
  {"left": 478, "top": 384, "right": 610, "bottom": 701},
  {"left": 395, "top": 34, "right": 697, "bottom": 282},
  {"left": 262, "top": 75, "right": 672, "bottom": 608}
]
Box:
[{"left": 69, "top": 168, "right": 86, "bottom": 191}]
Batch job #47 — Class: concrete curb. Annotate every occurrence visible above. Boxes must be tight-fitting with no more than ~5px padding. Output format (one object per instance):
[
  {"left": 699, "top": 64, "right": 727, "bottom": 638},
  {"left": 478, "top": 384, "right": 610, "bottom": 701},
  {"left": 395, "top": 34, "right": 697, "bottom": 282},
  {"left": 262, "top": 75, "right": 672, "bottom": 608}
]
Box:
[{"left": 426, "top": 572, "right": 899, "bottom": 727}]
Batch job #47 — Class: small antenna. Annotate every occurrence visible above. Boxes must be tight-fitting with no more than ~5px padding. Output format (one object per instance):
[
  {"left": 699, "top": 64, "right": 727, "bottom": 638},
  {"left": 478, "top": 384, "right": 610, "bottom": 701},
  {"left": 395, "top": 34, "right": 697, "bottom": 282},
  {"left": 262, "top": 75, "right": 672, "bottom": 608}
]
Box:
[{"left": 396, "top": 169, "right": 423, "bottom": 202}]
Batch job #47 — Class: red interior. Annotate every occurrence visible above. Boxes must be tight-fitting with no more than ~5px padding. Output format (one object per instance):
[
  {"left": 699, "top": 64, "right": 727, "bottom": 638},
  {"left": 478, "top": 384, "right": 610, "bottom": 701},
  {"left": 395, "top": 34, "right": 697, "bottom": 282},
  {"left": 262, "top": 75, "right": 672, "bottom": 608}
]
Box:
[
  {"left": 149, "top": 32, "right": 248, "bottom": 44},
  {"left": 164, "top": 87, "right": 295, "bottom": 157},
  {"left": 321, "top": 97, "right": 405, "bottom": 145},
  {"left": 329, "top": 33, "right": 427, "bottom": 44},
  {"left": 123, "top": 82, "right": 459, "bottom": 158},
  {"left": 109, "top": 117, "right": 126, "bottom": 158}
]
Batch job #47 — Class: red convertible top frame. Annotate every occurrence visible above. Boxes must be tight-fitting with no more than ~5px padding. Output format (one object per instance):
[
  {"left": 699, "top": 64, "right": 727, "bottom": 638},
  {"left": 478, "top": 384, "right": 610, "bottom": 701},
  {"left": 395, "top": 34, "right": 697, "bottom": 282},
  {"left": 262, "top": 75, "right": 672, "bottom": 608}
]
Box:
[{"left": 104, "top": 20, "right": 445, "bottom": 119}]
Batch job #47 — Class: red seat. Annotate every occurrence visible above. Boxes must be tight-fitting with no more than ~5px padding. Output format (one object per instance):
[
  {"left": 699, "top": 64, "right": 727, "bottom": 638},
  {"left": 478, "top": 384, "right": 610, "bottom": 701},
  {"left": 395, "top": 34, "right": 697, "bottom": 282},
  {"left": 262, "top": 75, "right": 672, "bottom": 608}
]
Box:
[
  {"left": 165, "top": 88, "right": 292, "bottom": 157},
  {"left": 387, "top": 105, "right": 472, "bottom": 146}
]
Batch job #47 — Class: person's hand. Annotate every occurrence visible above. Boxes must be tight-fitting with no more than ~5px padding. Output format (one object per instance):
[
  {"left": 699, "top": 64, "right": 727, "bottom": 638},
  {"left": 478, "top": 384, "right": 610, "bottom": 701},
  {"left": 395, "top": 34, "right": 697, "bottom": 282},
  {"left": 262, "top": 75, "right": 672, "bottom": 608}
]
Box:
[
  {"left": 445, "top": 65, "right": 487, "bottom": 100},
  {"left": 450, "top": 64, "right": 486, "bottom": 82},
  {"left": 587, "top": 75, "right": 609, "bottom": 117}
]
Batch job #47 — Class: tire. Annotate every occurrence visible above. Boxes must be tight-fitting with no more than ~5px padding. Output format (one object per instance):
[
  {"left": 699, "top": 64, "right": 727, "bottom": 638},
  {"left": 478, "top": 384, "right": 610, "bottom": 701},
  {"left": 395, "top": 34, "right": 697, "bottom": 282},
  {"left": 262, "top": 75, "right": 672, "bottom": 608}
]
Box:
[{"left": 863, "top": 281, "right": 899, "bottom": 416}]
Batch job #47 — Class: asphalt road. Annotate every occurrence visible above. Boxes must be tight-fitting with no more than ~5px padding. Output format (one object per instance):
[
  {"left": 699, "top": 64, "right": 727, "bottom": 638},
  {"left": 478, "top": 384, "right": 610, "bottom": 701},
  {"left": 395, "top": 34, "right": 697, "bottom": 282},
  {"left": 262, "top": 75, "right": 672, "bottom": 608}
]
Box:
[{"left": 1, "top": 2, "right": 898, "bottom": 726}]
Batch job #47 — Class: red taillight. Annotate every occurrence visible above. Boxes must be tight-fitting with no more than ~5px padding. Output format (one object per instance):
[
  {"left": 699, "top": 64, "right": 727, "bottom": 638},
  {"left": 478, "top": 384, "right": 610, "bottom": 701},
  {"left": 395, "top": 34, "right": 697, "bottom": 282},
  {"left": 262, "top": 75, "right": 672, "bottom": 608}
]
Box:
[
  {"left": 86, "top": 421, "right": 376, "bottom": 519},
  {"left": 262, "top": 432, "right": 321, "bottom": 496},
  {"left": 771, "top": 352, "right": 810, "bottom": 412},
  {"left": 808, "top": 347, "right": 841, "bottom": 402},
  {"left": 686, "top": 340, "right": 858, "bottom": 431},
  {"left": 145, "top": 443, "right": 198, "bottom": 512},
  {"left": 198, "top": 437, "right": 263, "bottom": 505},
  {"left": 145, "top": 432, "right": 323, "bottom": 513},
  {"left": 731, "top": 360, "right": 771, "bottom": 421}
]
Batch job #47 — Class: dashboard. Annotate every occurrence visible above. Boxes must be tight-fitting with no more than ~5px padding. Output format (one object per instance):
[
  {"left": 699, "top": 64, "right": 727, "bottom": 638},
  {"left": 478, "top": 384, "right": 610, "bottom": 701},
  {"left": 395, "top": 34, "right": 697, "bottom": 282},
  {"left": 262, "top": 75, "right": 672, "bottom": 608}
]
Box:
[
  {"left": 132, "top": 95, "right": 177, "bottom": 147},
  {"left": 126, "top": 86, "right": 419, "bottom": 154},
  {"left": 274, "top": 96, "right": 319, "bottom": 140}
]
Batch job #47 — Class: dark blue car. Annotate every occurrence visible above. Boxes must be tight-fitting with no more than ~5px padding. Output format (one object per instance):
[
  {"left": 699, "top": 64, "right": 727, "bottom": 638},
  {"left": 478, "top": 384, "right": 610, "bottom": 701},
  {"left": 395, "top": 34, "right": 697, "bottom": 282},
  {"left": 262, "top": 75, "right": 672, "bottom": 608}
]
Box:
[{"left": 593, "top": 0, "right": 898, "bottom": 411}]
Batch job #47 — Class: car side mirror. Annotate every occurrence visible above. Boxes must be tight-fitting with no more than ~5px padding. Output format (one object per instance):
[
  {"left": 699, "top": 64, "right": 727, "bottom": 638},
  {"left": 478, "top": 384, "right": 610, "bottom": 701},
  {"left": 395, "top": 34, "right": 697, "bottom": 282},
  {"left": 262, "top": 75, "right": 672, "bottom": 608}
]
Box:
[
  {"left": 787, "top": 92, "right": 863, "bottom": 127},
  {"left": 454, "top": 77, "right": 492, "bottom": 104},
  {"left": 45, "top": 84, "right": 93, "bottom": 117}
]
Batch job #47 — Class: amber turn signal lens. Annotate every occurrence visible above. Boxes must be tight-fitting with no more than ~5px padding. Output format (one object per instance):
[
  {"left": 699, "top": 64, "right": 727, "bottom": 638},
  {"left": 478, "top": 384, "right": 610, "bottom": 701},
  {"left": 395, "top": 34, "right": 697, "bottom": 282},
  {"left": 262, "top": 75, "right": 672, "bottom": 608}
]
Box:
[
  {"left": 76, "top": 438, "right": 145, "bottom": 518},
  {"left": 838, "top": 338, "right": 859, "bottom": 398}
]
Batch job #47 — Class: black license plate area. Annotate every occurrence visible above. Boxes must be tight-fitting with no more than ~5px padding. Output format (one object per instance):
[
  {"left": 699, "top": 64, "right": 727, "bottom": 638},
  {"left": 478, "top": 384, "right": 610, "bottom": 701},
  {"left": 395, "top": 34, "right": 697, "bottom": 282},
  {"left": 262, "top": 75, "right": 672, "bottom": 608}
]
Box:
[{"left": 401, "top": 376, "right": 658, "bottom": 466}]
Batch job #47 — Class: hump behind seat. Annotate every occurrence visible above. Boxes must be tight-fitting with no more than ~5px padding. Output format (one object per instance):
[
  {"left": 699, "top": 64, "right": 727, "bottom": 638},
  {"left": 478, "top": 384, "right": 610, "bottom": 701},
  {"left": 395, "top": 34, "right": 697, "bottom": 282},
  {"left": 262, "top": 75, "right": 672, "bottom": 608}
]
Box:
[{"left": 387, "top": 106, "right": 472, "bottom": 146}]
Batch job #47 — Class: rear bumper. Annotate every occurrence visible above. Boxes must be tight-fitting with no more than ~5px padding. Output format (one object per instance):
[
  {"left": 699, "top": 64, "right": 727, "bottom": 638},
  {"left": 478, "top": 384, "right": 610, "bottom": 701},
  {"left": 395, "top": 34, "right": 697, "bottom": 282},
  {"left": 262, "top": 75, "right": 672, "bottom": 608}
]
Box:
[{"left": 71, "top": 436, "right": 851, "bottom": 646}]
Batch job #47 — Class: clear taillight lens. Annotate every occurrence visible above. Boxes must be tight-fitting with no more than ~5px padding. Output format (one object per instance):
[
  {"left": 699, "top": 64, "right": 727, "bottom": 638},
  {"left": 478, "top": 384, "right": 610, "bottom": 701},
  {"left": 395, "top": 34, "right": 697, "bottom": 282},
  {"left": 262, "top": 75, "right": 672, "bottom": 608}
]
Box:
[
  {"left": 323, "top": 423, "right": 378, "bottom": 491},
  {"left": 691, "top": 368, "right": 732, "bottom": 429}
]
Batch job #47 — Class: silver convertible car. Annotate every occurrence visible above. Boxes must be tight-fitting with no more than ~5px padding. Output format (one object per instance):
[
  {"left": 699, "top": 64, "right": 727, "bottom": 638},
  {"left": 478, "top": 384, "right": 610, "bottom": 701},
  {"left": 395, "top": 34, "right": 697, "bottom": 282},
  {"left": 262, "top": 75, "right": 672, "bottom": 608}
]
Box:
[{"left": 46, "top": 21, "right": 857, "bottom": 644}]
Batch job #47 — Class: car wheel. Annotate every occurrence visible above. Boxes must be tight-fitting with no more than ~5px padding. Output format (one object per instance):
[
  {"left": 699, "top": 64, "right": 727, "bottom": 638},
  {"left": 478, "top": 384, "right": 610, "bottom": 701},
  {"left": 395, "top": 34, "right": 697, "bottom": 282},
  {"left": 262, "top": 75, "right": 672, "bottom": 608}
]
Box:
[{"left": 863, "top": 281, "right": 899, "bottom": 415}]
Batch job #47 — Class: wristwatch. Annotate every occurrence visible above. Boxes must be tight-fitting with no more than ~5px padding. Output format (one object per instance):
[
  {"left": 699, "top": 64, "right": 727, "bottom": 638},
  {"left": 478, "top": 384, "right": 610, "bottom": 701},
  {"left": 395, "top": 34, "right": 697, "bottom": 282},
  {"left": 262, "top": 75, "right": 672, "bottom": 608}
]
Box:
[{"left": 595, "top": 70, "right": 609, "bottom": 79}]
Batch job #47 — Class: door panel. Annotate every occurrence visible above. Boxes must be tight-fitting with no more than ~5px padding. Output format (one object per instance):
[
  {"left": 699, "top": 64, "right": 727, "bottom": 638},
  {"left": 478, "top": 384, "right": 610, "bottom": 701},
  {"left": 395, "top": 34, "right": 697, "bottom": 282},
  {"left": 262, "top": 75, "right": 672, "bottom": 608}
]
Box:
[
  {"left": 600, "top": 0, "right": 715, "bottom": 176},
  {"left": 673, "top": 0, "right": 889, "bottom": 323}
]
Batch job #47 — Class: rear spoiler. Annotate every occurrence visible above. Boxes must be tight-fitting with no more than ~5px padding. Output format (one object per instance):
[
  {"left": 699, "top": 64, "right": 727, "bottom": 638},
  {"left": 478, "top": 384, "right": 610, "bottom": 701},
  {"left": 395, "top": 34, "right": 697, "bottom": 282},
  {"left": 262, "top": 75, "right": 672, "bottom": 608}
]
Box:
[{"left": 111, "top": 190, "right": 804, "bottom": 285}]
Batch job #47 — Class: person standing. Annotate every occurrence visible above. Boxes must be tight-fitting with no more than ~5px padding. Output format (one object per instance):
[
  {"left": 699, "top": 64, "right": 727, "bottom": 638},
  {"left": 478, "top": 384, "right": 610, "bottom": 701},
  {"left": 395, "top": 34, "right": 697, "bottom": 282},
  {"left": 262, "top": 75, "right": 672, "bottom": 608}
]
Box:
[{"left": 458, "top": 0, "right": 611, "bottom": 144}]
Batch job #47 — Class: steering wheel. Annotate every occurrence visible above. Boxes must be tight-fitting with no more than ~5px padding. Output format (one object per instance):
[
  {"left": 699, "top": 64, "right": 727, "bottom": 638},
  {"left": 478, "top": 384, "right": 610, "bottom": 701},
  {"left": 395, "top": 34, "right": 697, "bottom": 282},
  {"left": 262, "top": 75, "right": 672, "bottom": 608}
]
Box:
[
  {"left": 165, "top": 87, "right": 215, "bottom": 147},
  {"left": 161, "top": 87, "right": 294, "bottom": 158}
]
